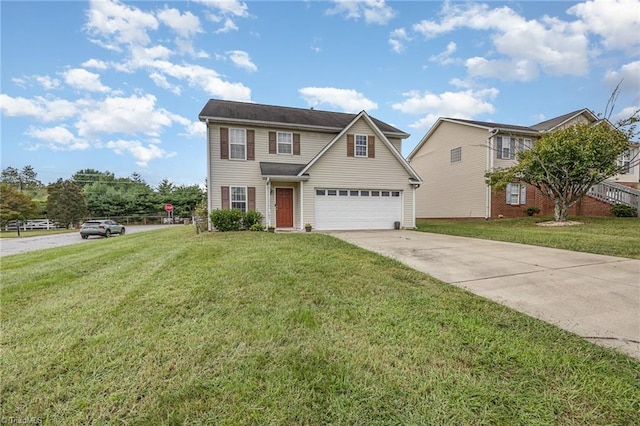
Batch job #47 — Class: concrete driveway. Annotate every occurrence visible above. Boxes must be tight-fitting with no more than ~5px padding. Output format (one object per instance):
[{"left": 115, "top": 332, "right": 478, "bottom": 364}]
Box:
[{"left": 327, "top": 230, "right": 640, "bottom": 360}]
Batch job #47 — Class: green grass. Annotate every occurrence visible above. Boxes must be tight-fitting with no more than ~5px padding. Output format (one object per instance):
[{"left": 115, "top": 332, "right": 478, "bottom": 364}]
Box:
[
  {"left": 416, "top": 216, "right": 640, "bottom": 259},
  {"left": 2, "top": 227, "right": 639, "bottom": 424},
  {"left": 0, "top": 228, "right": 76, "bottom": 238}
]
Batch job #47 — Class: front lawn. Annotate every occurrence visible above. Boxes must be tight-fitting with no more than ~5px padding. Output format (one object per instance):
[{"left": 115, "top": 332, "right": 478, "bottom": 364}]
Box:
[
  {"left": 416, "top": 216, "right": 640, "bottom": 259},
  {"left": 1, "top": 226, "right": 638, "bottom": 424}
]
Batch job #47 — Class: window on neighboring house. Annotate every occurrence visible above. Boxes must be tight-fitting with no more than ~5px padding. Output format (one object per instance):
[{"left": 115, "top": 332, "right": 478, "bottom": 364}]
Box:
[
  {"left": 355, "top": 135, "right": 368, "bottom": 157},
  {"left": 618, "top": 149, "right": 632, "bottom": 174},
  {"left": 229, "top": 128, "right": 246, "bottom": 160},
  {"left": 277, "top": 132, "right": 292, "bottom": 154},
  {"left": 506, "top": 183, "right": 527, "bottom": 205},
  {"left": 231, "top": 186, "right": 247, "bottom": 212},
  {"left": 518, "top": 138, "right": 532, "bottom": 153},
  {"left": 450, "top": 146, "right": 462, "bottom": 163},
  {"left": 496, "top": 136, "right": 516, "bottom": 160}
]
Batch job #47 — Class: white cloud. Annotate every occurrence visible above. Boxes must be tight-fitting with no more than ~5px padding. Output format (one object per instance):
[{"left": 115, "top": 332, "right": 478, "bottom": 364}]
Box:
[
  {"left": 326, "top": 0, "right": 396, "bottom": 25},
  {"left": 105, "top": 139, "right": 177, "bottom": 167},
  {"left": 604, "top": 61, "right": 640, "bottom": 93},
  {"left": 412, "top": 2, "right": 590, "bottom": 80},
  {"left": 63, "top": 68, "right": 110, "bottom": 93},
  {"left": 74, "top": 94, "right": 173, "bottom": 137},
  {"left": 196, "top": 0, "right": 249, "bottom": 17},
  {"left": 197, "top": 0, "right": 248, "bottom": 33},
  {"left": 465, "top": 57, "right": 539, "bottom": 81},
  {"left": 429, "top": 41, "right": 457, "bottom": 65},
  {"left": 85, "top": 0, "right": 158, "bottom": 49},
  {"left": 389, "top": 27, "right": 409, "bottom": 53},
  {"left": 149, "top": 72, "right": 181, "bottom": 95},
  {"left": 181, "top": 121, "right": 207, "bottom": 138},
  {"left": 0, "top": 95, "right": 77, "bottom": 121},
  {"left": 25, "top": 126, "right": 90, "bottom": 150},
  {"left": 299, "top": 87, "right": 378, "bottom": 113},
  {"left": 215, "top": 17, "right": 239, "bottom": 34},
  {"left": 35, "top": 75, "right": 61, "bottom": 90},
  {"left": 157, "top": 7, "right": 202, "bottom": 38},
  {"left": 226, "top": 50, "right": 257, "bottom": 72},
  {"left": 392, "top": 88, "right": 499, "bottom": 131},
  {"left": 10, "top": 75, "right": 60, "bottom": 90},
  {"left": 150, "top": 60, "right": 251, "bottom": 101},
  {"left": 82, "top": 58, "right": 109, "bottom": 69},
  {"left": 568, "top": 0, "right": 640, "bottom": 54}
]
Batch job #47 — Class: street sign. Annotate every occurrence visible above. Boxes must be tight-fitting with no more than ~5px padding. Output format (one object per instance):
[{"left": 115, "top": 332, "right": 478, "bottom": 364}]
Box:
[{"left": 165, "top": 203, "right": 173, "bottom": 212}]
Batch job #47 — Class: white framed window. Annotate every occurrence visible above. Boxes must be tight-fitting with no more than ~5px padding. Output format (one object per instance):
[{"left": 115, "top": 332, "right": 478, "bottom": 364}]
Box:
[
  {"left": 518, "top": 138, "right": 532, "bottom": 153},
  {"left": 497, "top": 136, "right": 516, "bottom": 160},
  {"left": 229, "top": 128, "right": 246, "bottom": 160},
  {"left": 618, "top": 149, "right": 632, "bottom": 174},
  {"left": 230, "top": 186, "right": 247, "bottom": 212},
  {"left": 277, "top": 132, "right": 292, "bottom": 155},
  {"left": 355, "top": 134, "right": 368, "bottom": 157},
  {"left": 506, "top": 183, "right": 527, "bottom": 205},
  {"left": 450, "top": 146, "right": 462, "bottom": 163}
]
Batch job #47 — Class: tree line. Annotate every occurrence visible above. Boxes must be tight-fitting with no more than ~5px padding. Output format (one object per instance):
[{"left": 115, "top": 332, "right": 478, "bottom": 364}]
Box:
[{"left": 1, "top": 167, "right": 205, "bottom": 229}]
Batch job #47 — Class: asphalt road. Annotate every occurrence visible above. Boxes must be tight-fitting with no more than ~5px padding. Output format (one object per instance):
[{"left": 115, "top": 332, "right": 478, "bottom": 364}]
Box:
[{"left": 0, "top": 225, "right": 168, "bottom": 257}]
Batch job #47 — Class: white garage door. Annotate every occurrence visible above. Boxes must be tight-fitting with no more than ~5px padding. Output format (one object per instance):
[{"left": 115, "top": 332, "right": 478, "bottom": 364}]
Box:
[{"left": 315, "top": 189, "right": 402, "bottom": 230}]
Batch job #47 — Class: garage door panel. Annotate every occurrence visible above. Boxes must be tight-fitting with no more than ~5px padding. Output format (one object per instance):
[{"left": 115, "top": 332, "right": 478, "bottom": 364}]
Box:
[{"left": 315, "top": 189, "right": 401, "bottom": 230}]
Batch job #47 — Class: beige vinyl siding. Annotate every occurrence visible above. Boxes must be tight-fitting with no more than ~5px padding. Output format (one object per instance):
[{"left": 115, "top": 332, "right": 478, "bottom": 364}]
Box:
[
  {"left": 208, "top": 125, "right": 337, "bottom": 203},
  {"left": 208, "top": 125, "right": 264, "bottom": 215},
  {"left": 411, "top": 121, "right": 488, "bottom": 218},
  {"left": 388, "top": 137, "right": 402, "bottom": 154},
  {"left": 301, "top": 118, "right": 415, "bottom": 228}
]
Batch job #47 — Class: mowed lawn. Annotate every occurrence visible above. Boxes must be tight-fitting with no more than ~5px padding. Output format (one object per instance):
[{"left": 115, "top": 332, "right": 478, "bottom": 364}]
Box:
[
  {"left": 1, "top": 227, "right": 638, "bottom": 424},
  {"left": 416, "top": 216, "right": 640, "bottom": 259}
]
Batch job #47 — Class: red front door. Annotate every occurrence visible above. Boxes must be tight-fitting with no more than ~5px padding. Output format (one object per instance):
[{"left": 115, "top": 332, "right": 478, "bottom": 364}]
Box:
[{"left": 276, "top": 188, "right": 294, "bottom": 227}]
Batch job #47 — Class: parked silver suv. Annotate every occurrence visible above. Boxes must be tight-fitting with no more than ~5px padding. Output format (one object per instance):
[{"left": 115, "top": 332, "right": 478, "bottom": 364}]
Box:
[{"left": 80, "top": 220, "right": 125, "bottom": 239}]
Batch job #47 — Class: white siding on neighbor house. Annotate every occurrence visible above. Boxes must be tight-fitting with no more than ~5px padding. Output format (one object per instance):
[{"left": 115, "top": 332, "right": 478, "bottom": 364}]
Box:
[
  {"left": 301, "top": 118, "right": 416, "bottom": 228},
  {"left": 411, "top": 121, "right": 489, "bottom": 218}
]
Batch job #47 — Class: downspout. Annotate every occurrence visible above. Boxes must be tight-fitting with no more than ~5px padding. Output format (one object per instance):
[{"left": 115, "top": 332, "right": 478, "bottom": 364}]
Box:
[
  {"left": 265, "top": 178, "right": 271, "bottom": 227},
  {"left": 486, "top": 129, "right": 498, "bottom": 219},
  {"left": 412, "top": 185, "right": 416, "bottom": 228},
  {"left": 206, "top": 121, "right": 212, "bottom": 231},
  {"left": 300, "top": 181, "right": 304, "bottom": 230}
]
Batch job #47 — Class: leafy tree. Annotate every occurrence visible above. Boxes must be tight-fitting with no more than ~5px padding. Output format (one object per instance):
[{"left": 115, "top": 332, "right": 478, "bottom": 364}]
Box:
[
  {"left": 172, "top": 184, "right": 206, "bottom": 217},
  {"left": 1, "top": 165, "right": 43, "bottom": 190},
  {"left": 71, "top": 169, "right": 116, "bottom": 188},
  {"left": 47, "top": 179, "right": 87, "bottom": 228},
  {"left": 156, "top": 178, "right": 176, "bottom": 199},
  {"left": 486, "top": 119, "right": 636, "bottom": 222},
  {"left": 0, "top": 183, "right": 39, "bottom": 235}
]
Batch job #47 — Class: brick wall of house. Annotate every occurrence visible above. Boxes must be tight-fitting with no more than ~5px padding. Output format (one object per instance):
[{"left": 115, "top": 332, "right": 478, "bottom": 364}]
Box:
[{"left": 491, "top": 184, "right": 614, "bottom": 218}]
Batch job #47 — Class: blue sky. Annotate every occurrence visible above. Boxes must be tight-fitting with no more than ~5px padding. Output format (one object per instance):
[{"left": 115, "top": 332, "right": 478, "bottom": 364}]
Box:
[{"left": 1, "top": 0, "right": 639, "bottom": 188}]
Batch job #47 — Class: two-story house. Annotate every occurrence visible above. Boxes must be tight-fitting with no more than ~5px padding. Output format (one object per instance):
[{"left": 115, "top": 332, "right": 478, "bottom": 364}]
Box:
[
  {"left": 407, "top": 108, "right": 640, "bottom": 219},
  {"left": 198, "top": 99, "right": 422, "bottom": 230}
]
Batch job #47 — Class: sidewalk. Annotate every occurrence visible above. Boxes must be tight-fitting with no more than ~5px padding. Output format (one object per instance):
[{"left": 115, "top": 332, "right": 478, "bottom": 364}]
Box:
[{"left": 327, "top": 230, "right": 640, "bottom": 360}]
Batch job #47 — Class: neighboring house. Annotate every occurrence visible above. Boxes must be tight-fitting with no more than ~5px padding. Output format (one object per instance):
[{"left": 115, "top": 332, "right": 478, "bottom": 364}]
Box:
[
  {"left": 407, "top": 108, "right": 640, "bottom": 219},
  {"left": 198, "top": 100, "right": 422, "bottom": 230}
]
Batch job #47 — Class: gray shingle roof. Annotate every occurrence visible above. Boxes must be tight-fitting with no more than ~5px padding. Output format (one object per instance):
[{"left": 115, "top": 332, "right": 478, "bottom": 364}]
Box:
[
  {"left": 446, "top": 109, "right": 596, "bottom": 134},
  {"left": 445, "top": 118, "right": 536, "bottom": 133},
  {"left": 259, "top": 162, "right": 308, "bottom": 176},
  {"left": 199, "top": 99, "right": 409, "bottom": 137},
  {"left": 530, "top": 108, "right": 594, "bottom": 132}
]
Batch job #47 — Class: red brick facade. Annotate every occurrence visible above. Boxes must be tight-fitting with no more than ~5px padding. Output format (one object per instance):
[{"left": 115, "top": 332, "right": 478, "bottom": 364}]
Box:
[{"left": 491, "top": 184, "right": 614, "bottom": 218}]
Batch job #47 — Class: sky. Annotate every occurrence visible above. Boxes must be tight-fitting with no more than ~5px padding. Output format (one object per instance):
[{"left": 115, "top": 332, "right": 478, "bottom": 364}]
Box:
[{"left": 1, "top": 0, "right": 639, "bottom": 188}]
